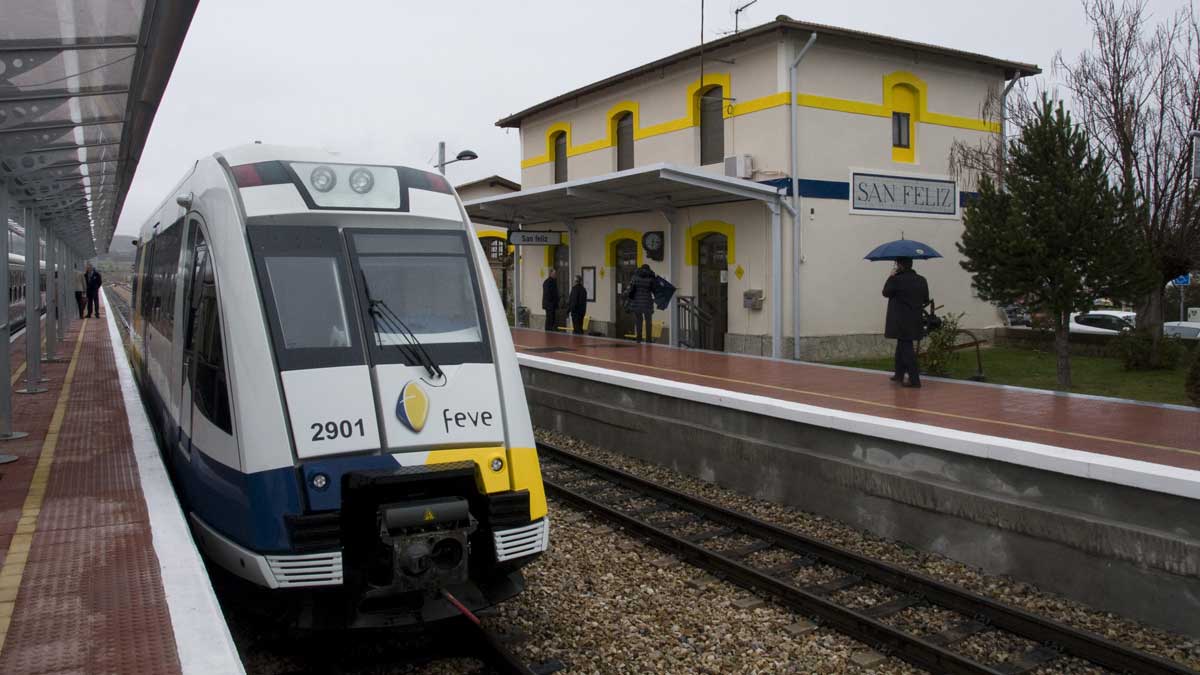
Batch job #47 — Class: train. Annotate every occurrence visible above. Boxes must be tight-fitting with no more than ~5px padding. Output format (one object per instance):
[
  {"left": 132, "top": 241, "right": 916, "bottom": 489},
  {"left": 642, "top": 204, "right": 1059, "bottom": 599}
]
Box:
[
  {"left": 6, "top": 244, "right": 47, "bottom": 329},
  {"left": 128, "top": 144, "right": 548, "bottom": 628}
]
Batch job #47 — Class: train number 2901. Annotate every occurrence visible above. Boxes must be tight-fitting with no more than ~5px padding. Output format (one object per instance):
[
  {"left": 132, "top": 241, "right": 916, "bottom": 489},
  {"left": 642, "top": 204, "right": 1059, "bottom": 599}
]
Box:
[{"left": 310, "top": 418, "right": 366, "bottom": 441}]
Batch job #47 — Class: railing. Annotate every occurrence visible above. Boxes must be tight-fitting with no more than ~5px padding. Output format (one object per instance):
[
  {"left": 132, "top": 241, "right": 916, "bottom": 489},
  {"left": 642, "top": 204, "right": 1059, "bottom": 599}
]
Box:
[{"left": 676, "top": 296, "right": 714, "bottom": 349}]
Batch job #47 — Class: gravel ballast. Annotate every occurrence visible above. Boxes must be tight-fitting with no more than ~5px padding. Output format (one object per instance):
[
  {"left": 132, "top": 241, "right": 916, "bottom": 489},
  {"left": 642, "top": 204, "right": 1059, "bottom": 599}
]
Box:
[{"left": 535, "top": 428, "right": 1200, "bottom": 672}]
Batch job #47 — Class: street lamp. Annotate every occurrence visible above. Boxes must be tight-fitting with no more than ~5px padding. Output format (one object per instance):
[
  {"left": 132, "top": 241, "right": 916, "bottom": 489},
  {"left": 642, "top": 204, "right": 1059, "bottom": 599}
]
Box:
[{"left": 436, "top": 141, "right": 478, "bottom": 175}]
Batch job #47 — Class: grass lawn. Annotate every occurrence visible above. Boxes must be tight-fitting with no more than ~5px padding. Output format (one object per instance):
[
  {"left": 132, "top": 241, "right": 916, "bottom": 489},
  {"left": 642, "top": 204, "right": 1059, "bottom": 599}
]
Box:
[{"left": 835, "top": 346, "right": 1195, "bottom": 406}]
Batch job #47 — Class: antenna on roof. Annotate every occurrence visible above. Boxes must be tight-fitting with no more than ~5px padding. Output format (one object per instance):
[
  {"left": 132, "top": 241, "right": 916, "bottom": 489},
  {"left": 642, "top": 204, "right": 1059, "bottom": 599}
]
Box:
[{"left": 733, "top": 0, "right": 758, "bottom": 33}]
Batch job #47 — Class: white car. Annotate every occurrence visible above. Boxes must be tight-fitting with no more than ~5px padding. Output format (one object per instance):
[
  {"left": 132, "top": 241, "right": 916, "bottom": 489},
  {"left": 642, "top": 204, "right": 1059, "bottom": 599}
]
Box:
[
  {"left": 1163, "top": 321, "right": 1200, "bottom": 340},
  {"left": 1070, "top": 311, "right": 1135, "bottom": 334}
]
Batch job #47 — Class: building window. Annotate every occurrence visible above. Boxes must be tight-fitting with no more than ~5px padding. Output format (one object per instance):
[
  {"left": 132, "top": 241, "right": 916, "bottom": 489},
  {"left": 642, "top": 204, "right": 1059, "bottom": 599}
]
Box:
[
  {"left": 699, "top": 86, "right": 724, "bottom": 166},
  {"left": 892, "top": 112, "right": 911, "bottom": 148},
  {"left": 615, "top": 112, "right": 634, "bottom": 171},
  {"left": 552, "top": 131, "right": 567, "bottom": 184}
]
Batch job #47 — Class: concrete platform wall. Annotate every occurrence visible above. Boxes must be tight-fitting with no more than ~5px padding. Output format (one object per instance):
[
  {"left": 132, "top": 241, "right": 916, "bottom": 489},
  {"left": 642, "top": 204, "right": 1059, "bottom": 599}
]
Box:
[{"left": 523, "top": 366, "right": 1200, "bottom": 636}]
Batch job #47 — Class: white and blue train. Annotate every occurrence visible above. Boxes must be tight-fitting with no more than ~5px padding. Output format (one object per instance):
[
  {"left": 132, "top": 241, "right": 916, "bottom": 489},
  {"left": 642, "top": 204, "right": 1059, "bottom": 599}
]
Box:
[{"left": 129, "top": 144, "right": 548, "bottom": 628}]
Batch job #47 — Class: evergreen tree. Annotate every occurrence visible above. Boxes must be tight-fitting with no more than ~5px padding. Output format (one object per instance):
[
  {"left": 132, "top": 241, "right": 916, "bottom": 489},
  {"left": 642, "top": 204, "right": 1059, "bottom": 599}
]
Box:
[{"left": 959, "top": 96, "right": 1152, "bottom": 389}]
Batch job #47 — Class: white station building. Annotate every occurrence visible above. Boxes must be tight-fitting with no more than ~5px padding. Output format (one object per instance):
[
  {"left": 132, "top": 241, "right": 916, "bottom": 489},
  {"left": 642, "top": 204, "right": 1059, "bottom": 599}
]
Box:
[{"left": 464, "top": 16, "right": 1039, "bottom": 360}]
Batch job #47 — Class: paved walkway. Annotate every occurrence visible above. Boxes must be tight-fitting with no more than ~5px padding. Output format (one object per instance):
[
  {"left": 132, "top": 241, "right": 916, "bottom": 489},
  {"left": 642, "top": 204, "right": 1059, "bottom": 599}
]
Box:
[
  {"left": 0, "top": 308, "right": 181, "bottom": 673},
  {"left": 512, "top": 329, "right": 1200, "bottom": 472}
]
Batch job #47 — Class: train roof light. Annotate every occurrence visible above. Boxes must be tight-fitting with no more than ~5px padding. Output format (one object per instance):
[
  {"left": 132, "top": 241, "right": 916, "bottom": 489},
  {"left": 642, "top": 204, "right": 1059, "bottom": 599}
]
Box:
[
  {"left": 290, "top": 162, "right": 402, "bottom": 209},
  {"left": 348, "top": 168, "right": 374, "bottom": 194},
  {"left": 309, "top": 166, "right": 337, "bottom": 193}
]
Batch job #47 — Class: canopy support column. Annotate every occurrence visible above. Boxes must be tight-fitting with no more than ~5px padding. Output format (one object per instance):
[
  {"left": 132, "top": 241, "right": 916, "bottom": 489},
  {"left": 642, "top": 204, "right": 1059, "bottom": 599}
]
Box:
[
  {"left": 661, "top": 208, "right": 682, "bottom": 347},
  {"left": 513, "top": 225, "right": 523, "bottom": 327},
  {"left": 43, "top": 229, "right": 59, "bottom": 362},
  {"left": 768, "top": 199, "right": 783, "bottom": 359},
  {"left": 18, "top": 209, "right": 46, "bottom": 394},
  {"left": 0, "top": 183, "right": 28, "bottom": 442}
]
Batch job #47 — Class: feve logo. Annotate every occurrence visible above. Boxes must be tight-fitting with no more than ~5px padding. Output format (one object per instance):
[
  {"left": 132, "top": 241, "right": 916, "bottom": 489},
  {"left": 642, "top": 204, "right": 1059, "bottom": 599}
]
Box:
[{"left": 396, "top": 381, "right": 429, "bottom": 433}]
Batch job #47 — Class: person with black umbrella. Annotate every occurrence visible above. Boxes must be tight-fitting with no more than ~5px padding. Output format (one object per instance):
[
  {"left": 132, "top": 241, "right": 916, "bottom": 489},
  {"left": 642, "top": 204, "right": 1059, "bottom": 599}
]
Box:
[{"left": 882, "top": 256, "right": 929, "bottom": 387}]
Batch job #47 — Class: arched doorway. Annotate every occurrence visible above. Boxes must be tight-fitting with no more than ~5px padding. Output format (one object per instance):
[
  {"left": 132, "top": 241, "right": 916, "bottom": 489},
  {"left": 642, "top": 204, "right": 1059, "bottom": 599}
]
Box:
[
  {"left": 613, "top": 239, "right": 638, "bottom": 338},
  {"left": 552, "top": 244, "right": 570, "bottom": 323},
  {"left": 697, "top": 233, "right": 728, "bottom": 351}
]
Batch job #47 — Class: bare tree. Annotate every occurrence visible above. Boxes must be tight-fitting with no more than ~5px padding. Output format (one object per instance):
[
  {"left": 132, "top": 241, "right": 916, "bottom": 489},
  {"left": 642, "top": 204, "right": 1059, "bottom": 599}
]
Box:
[{"left": 1056, "top": 0, "right": 1200, "bottom": 360}]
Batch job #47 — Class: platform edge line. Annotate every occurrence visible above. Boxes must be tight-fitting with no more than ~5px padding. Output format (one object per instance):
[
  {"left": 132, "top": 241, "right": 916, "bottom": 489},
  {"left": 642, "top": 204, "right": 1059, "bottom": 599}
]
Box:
[{"left": 101, "top": 289, "right": 245, "bottom": 675}]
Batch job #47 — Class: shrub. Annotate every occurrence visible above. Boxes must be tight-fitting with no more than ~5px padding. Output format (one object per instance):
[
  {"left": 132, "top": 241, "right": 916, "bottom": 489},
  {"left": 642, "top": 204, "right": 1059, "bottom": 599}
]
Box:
[
  {"left": 921, "top": 312, "right": 964, "bottom": 377},
  {"left": 1110, "top": 331, "right": 1185, "bottom": 371},
  {"left": 1187, "top": 349, "right": 1200, "bottom": 407}
]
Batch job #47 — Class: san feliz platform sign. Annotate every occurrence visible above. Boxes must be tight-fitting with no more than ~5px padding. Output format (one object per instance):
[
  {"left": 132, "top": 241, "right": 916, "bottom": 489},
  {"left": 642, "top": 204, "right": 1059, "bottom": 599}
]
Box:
[
  {"left": 507, "top": 230, "right": 564, "bottom": 246},
  {"left": 851, "top": 172, "right": 958, "bottom": 217}
]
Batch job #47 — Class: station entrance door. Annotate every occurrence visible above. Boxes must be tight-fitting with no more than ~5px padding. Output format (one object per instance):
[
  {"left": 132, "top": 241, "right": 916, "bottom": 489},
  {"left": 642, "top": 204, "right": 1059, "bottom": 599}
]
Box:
[
  {"left": 553, "top": 244, "right": 570, "bottom": 322},
  {"left": 697, "top": 233, "right": 728, "bottom": 351},
  {"left": 613, "top": 239, "right": 638, "bottom": 338}
]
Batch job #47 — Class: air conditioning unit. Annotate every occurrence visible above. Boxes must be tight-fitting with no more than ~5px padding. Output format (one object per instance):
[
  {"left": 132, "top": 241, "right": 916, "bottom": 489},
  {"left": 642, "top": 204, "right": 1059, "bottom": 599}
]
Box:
[{"left": 724, "top": 154, "right": 753, "bottom": 179}]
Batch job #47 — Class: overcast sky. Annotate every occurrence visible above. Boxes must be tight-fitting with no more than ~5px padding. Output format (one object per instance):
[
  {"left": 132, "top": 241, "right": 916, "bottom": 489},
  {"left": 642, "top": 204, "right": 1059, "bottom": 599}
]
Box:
[{"left": 114, "top": 0, "right": 1193, "bottom": 236}]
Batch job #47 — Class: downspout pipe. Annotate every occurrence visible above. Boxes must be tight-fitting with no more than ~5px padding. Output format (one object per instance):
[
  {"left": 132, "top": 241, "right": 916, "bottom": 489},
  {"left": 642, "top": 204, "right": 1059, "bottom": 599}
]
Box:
[
  {"left": 789, "top": 32, "right": 817, "bottom": 361},
  {"left": 997, "top": 72, "right": 1020, "bottom": 189}
]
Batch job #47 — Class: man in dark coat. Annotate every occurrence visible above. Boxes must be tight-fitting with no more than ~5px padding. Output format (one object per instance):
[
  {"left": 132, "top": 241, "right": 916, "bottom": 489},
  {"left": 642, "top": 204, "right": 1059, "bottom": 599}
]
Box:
[
  {"left": 568, "top": 275, "right": 587, "bottom": 334},
  {"left": 84, "top": 262, "right": 103, "bottom": 319},
  {"left": 541, "top": 269, "right": 559, "bottom": 331},
  {"left": 627, "top": 264, "right": 657, "bottom": 343},
  {"left": 881, "top": 257, "right": 929, "bottom": 387}
]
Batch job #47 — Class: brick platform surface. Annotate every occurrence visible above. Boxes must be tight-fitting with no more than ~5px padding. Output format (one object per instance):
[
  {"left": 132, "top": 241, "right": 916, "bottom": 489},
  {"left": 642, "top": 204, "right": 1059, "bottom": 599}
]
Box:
[
  {"left": 0, "top": 302, "right": 181, "bottom": 674},
  {"left": 513, "top": 328, "right": 1200, "bottom": 471}
]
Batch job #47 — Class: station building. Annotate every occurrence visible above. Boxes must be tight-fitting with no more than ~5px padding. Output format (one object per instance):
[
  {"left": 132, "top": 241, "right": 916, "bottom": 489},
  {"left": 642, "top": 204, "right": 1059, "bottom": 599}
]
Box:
[{"left": 464, "top": 16, "right": 1039, "bottom": 360}]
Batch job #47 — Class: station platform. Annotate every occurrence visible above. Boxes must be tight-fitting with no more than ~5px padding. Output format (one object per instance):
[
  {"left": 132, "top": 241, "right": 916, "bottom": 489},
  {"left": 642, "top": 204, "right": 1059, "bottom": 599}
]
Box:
[
  {"left": 0, "top": 296, "right": 241, "bottom": 674},
  {"left": 513, "top": 328, "right": 1200, "bottom": 634}
]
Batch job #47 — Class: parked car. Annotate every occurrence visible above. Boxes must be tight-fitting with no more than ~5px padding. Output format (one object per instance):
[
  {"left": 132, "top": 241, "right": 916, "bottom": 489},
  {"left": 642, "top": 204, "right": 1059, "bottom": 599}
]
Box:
[
  {"left": 1001, "top": 304, "right": 1031, "bottom": 327},
  {"left": 1163, "top": 321, "right": 1200, "bottom": 340},
  {"left": 1070, "top": 311, "right": 1135, "bottom": 334}
]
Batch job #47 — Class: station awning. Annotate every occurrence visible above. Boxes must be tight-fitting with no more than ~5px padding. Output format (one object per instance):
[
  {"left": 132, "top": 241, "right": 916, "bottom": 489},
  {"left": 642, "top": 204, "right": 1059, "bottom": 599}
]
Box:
[
  {"left": 1, "top": 0, "right": 199, "bottom": 256},
  {"left": 463, "top": 163, "right": 784, "bottom": 225}
]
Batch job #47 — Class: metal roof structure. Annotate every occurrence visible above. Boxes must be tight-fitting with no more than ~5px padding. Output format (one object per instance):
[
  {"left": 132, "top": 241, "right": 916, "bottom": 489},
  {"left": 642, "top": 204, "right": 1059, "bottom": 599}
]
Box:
[
  {"left": 463, "top": 163, "right": 782, "bottom": 225},
  {"left": 1, "top": 0, "right": 199, "bottom": 256},
  {"left": 497, "top": 15, "right": 1041, "bottom": 128}
]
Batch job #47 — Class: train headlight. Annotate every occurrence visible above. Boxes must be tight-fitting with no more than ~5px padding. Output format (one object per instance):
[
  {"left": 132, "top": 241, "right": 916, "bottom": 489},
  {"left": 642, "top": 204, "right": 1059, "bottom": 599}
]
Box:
[
  {"left": 309, "top": 166, "right": 337, "bottom": 193},
  {"left": 349, "top": 168, "right": 375, "bottom": 194},
  {"left": 311, "top": 473, "right": 329, "bottom": 490},
  {"left": 490, "top": 458, "right": 504, "bottom": 472}
]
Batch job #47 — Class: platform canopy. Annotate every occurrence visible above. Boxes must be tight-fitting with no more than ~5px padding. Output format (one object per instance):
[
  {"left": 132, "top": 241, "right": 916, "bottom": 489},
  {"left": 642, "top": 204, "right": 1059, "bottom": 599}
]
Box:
[
  {"left": 463, "top": 163, "right": 785, "bottom": 225},
  {"left": 0, "top": 0, "right": 199, "bottom": 256}
]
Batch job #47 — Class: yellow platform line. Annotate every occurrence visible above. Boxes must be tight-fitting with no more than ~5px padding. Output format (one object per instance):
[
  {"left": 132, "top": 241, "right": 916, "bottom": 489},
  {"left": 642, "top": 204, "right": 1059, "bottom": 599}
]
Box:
[
  {"left": 517, "top": 345, "right": 1200, "bottom": 459},
  {"left": 0, "top": 319, "right": 86, "bottom": 654}
]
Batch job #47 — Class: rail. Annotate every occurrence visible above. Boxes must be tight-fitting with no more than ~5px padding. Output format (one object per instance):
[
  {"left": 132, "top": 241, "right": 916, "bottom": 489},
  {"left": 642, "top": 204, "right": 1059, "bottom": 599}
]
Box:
[{"left": 539, "top": 441, "right": 1195, "bottom": 675}]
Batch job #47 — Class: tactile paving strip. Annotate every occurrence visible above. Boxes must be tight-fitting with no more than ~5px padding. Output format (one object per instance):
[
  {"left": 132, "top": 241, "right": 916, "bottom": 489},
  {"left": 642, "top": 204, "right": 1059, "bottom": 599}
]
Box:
[{"left": 0, "top": 309, "right": 183, "bottom": 674}]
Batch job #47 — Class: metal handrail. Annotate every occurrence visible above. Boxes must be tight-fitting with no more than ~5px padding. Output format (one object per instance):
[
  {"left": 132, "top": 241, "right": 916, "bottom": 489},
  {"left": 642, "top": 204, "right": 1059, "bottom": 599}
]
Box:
[{"left": 676, "top": 296, "right": 713, "bottom": 349}]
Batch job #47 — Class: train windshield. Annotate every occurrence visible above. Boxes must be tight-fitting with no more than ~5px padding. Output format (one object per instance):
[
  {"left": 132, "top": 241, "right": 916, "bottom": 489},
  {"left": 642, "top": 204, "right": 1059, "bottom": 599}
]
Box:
[
  {"left": 347, "top": 229, "right": 491, "bottom": 366},
  {"left": 248, "top": 225, "right": 365, "bottom": 371}
]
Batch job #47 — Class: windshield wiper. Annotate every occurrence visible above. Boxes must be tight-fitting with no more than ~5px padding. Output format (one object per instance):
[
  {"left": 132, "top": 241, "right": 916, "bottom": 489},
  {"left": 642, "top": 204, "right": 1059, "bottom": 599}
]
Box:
[{"left": 359, "top": 270, "right": 444, "bottom": 380}]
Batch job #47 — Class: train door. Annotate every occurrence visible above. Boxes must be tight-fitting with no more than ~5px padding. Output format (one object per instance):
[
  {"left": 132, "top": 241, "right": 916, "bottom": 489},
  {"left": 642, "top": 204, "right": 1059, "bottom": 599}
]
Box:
[
  {"left": 613, "top": 239, "right": 637, "bottom": 338},
  {"left": 178, "top": 220, "right": 234, "bottom": 465},
  {"left": 553, "top": 244, "right": 570, "bottom": 321},
  {"left": 697, "top": 233, "right": 728, "bottom": 351}
]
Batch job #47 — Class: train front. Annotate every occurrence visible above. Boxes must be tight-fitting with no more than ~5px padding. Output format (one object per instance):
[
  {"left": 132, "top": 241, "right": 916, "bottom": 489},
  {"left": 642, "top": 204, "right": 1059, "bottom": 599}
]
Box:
[{"left": 225, "top": 148, "right": 546, "bottom": 628}]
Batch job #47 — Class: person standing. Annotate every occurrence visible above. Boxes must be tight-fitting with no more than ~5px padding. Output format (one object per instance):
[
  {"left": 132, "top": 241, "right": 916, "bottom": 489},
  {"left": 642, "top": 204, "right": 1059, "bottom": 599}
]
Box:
[
  {"left": 74, "top": 264, "right": 86, "bottom": 319},
  {"left": 627, "top": 264, "right": 657, "bottom": 343},
  {"left": 84, "top": 262, "right": 102, "bottom": 319},
  {"left": 568, "top": 274, "right": 587, "bottom": 334},
  {"left": 541, "top": 268, "right": 559, "bottom": 331},
  {"left": 882, "top": 257, "right": 929, "bottom": 387}
]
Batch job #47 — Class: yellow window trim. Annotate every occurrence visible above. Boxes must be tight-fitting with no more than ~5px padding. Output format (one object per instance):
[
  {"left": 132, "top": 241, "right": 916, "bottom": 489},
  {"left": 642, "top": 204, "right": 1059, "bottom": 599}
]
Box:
[
  {"left": 475, "top": 229, "right": 514, "bottom": 255},
  {"left": 520, "top": 71, "right": 999, "bottom": 169},
  {"left": 685, "top": 220, "right": 736, "bottom": 266},
  {"left": 604, "top": 228, "right": 644, "bottom": 267}
]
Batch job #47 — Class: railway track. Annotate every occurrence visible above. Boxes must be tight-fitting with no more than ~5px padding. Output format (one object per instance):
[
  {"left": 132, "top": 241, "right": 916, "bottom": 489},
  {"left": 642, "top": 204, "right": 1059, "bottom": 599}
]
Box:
[{"left": 539, "top": 441, "right": 1196, "bottom": 675}]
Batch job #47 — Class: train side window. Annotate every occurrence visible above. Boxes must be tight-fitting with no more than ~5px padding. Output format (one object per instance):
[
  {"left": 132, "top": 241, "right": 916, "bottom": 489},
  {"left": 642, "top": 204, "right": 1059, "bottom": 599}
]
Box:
[{"left": 185, "top": 231, "right": 232, "bottom": 434}]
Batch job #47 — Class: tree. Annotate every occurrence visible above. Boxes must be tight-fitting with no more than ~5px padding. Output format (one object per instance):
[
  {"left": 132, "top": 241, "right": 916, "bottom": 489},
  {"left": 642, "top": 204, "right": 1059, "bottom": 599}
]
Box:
[
  {"left": 959, "top": 96, "right": 1152, "bottom": 388},
  {"left": 1057, "top": 0, "right": 1200, "bottom": 364}
]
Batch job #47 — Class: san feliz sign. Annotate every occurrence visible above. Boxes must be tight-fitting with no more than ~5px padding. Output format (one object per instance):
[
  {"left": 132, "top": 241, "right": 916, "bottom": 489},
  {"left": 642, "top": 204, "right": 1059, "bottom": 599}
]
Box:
[
  {"left": 507, "top": 230, "right": 564, "bottom": 246},
  {"left": 851, "top": 172, "right": 958, "bottom": 217}
]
